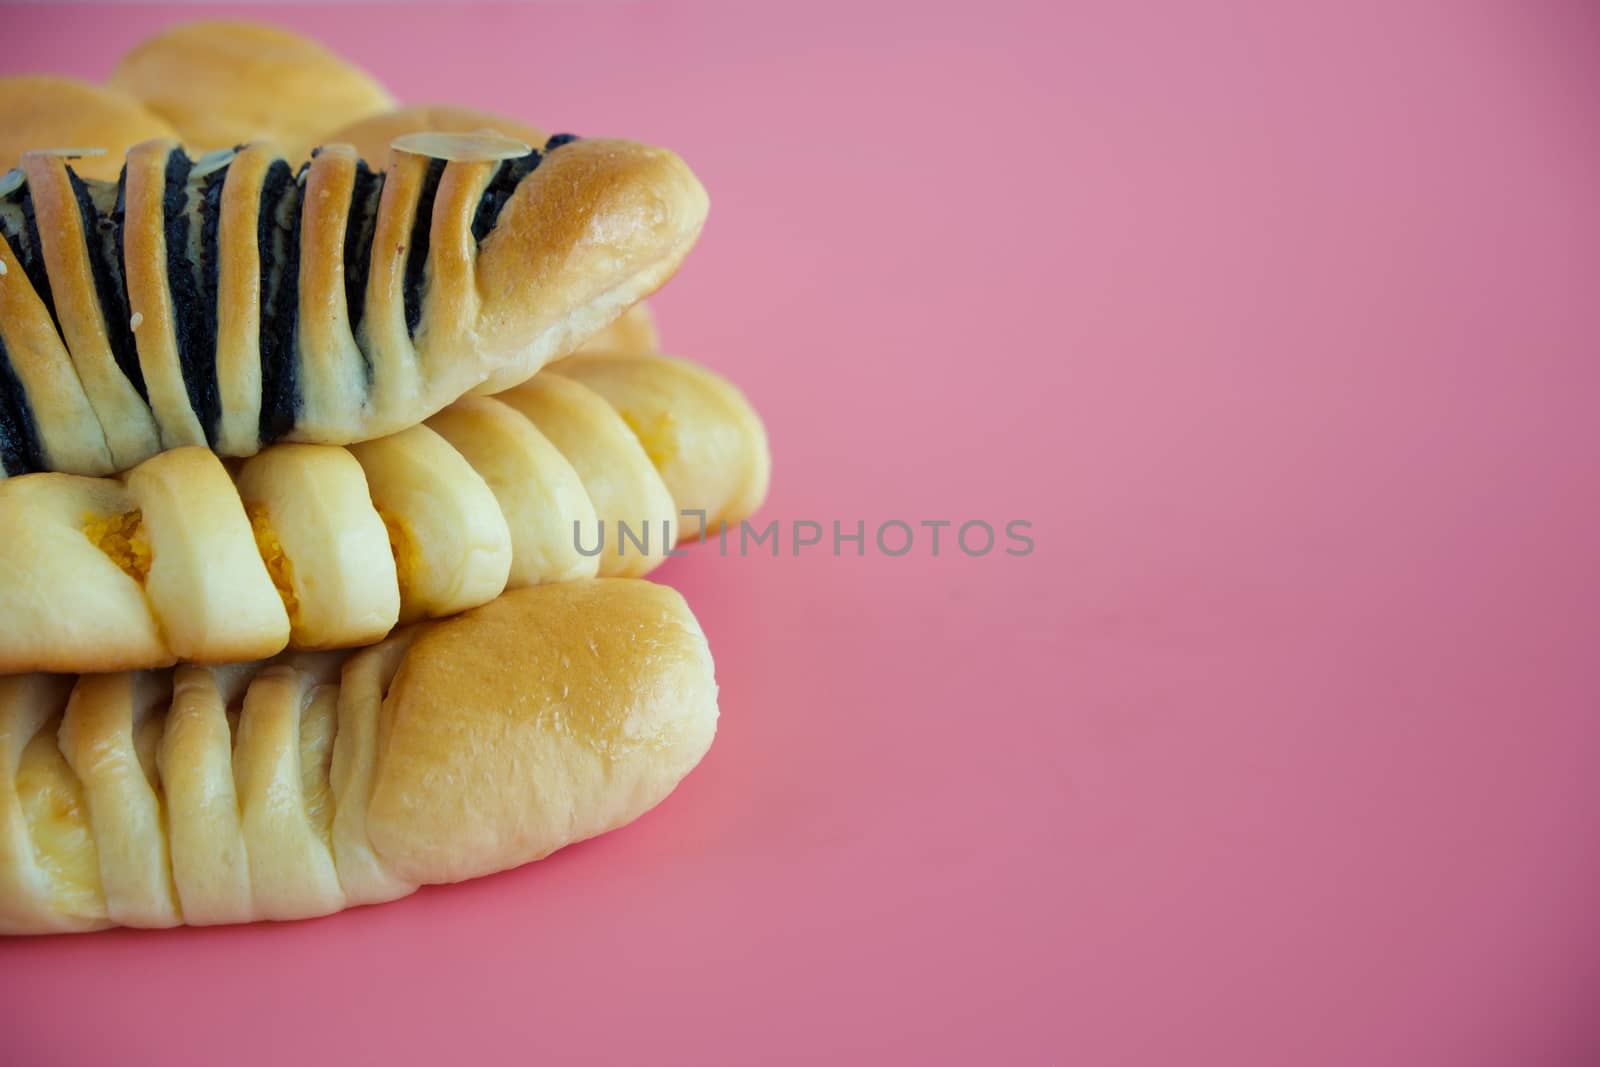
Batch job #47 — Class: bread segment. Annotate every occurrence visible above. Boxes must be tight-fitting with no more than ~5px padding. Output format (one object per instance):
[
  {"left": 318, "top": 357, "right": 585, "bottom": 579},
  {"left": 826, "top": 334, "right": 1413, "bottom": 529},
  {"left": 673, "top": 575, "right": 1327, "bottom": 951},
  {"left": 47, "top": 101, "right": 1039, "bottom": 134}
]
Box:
[
  {"left": 159, "top": 665, "right": 253, "bottom": 925},
  {"left": 233, "top": 666, "right": 344, "bottom": 920},
  {"left": 18, "top": 152, "right": 156, "bottom": 471},
  {"left": 327, "top": 635, "right": 415, "bottom": 909},
  {"left": 0, "top": 470, "right": 167, "bottom": 670},
  {"left": 550, "top": 352, "right": 771, "bottom": 532},
  {"left": 425, "top": 395, "right": 598, "bottom": 587},
  {"left": 123, "top": 139, "right": 207, "bottom": 451},
  {"left": 58, "top": 671, "right": 180, "bottom": 928},
  {"left": 0, "top": 196, "right": 113, "bottom": 475},
  {"left": 235, "top": 443, "right": 398, "bottom": 649},
  {"left": 0, "top": 675, "right": 98, "bottom": 934},
  {"left": 127, "top": 448, "right": 290, "bottom": 663},
  {"left": 0, "top": 580, "right": 718, "bottom": 934},
  {"left": 347, "top": 425, "right": 512, "bottom": 625},
  {"left": 292, "top": 144, "right": 368, "bottom": 442},
  {"left": 497, "top": 373, "right": 676, "bottom": 578},
  {"left": 214, "top": 144, "right": 275, "bottom": 456}
]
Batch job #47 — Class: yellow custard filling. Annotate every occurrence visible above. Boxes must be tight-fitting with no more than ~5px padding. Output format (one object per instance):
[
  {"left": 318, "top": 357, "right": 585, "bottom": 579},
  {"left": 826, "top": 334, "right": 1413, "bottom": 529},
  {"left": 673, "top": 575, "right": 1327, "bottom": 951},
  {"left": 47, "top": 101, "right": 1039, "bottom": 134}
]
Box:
[
  {"left": 620, "top": 408, "right": 679, "bottom": 470},
  {"left": 378, "top": 508, "right": 417, "bottom": 603},
  {"left": 247, "top": 505, "right": 300, "bottom": 623},
  {"left": 83, "top": 509, "right": 152, "bottom": 584}
]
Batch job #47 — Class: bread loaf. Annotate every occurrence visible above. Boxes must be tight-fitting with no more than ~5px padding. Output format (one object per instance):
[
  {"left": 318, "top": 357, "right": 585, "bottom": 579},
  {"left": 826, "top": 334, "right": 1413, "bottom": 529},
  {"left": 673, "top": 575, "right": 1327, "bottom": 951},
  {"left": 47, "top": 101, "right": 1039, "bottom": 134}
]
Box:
[
  {"left": 0, "top": 77, "right": 177, "bottom": 182},
  {"left": 0, "top": 132, "right": 707, "bottom": 476},
  {"left": 0, "top": 353, "right": 768, "bottom": 673},
  {"left": 106, "top": 20, "right": 395, "bottom": 160},
  {"left": 0, "top": 579, "right": 718, "bottom": 934}
]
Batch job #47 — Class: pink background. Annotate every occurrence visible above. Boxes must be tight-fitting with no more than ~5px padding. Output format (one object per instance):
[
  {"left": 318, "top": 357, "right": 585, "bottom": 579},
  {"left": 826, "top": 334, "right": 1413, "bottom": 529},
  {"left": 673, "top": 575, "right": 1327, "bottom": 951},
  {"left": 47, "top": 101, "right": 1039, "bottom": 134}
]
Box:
[{"left": 4, "top": 2, "right": 1599, "bottom": 1063}]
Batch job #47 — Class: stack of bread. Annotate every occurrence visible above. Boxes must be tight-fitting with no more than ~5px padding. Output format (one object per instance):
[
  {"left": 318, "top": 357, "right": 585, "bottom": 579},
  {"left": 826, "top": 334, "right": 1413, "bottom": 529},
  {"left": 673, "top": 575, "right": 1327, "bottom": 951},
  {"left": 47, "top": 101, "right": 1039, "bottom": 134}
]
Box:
[{"left": 0, "top": 21, "right": 768, "bottom": 933}]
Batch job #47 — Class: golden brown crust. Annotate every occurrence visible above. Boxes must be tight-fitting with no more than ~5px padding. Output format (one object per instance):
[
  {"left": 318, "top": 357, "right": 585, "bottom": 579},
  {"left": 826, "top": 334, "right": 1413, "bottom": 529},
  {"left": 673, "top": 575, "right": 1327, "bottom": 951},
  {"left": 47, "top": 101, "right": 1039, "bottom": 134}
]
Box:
[
  {"left": 122, "top": 138, "right": 207, "bottom": 450},
  {"left": 17, "top": 153, "right": 159, "bottom": 471},
  {"left": 319, "top": 105, "right": 665, "bottom": 360},
  {"left": 356, "top": 147, "right": 428, "bottom": 430},
  {"left": 321, "top": 105, "right": 547, "bottom": 167},
  {"left": 106, "top": 21, "right": 394, "bottom": 160},
  {"left": 2, "top": 135, "right": 707, "bottom": 474},
  {"left": 0, "top": 77, "right": 176, "bottom": 182},
  {"left": 214, "top": 144, "right": 275, "bottom": 456},
  {"left": 0, "top": 198, "right": 113, "bottom": 476},
  {"left": 317, "top": 105, "right": 666, "bottom": 359},
  {"left": 290, "top": 144, "right": 368, "bottom": 442},
  {"left": 471, "top": 139, "right": 710, "bottom": 396},
  {"left": 414, "top": 153, "right": 500, "bottom": 376},
  {"left": 0, "top": 580, "right": 718, "bottom": 933},
  {"left": 369, "top": 580, "right": 718, "bottom": 885}
]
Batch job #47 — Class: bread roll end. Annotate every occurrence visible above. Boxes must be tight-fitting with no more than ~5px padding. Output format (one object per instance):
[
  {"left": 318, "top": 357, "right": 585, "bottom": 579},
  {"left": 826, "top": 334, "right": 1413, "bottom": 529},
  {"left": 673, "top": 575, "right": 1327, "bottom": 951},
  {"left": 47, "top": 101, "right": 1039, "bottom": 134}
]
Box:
[{"left": 367, "top": 579, "right": 718, "bottom": 885}]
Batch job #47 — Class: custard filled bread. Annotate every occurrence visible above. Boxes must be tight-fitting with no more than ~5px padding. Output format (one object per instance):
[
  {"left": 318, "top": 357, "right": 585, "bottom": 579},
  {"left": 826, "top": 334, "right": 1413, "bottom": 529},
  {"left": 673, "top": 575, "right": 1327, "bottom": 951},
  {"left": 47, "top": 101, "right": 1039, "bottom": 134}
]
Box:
[
  {"left": 0, "top": 579, "right": 718, "bottom": 934},
  {"left": 548, "top": 352, "right": 770, "bottom": 525},
  {"left": 0, "top": 352, "right": 769, "bottom": 673},
  {"left": 107, "top": 20, "right": 394, "bottom": 160},
  {"left": 0, "top": 132, "right": 708, "bottom": 476}
]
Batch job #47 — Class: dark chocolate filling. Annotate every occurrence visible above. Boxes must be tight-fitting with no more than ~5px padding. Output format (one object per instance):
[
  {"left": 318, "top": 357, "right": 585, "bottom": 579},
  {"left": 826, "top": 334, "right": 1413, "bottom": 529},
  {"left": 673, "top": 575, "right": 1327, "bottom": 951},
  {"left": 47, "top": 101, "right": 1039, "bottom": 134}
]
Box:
[
  {"left": 0, "top": 332, "right": 44, "bottom": 474},
  {"left": 162, "top": 150, "right": 224, "bottom": 445},
  {"left": 0, "top": 214, "right": 22, "bottom": 265},
  {"left": 342, "top": 160, "right": 383, "bottom": 356},
  {"left": 16, "top": 184, "right": 63, "bottom": 342},
  {"left": 197, "top": 163, "right": 226, "bottom": 435},
  {"left": 402, "top": 158, "right": 446, "bottom": 337},
  {"left": 108, "top": 165, "right": 156, "bottom": 407},
  {"left": 70, "top": 169, "right": 147, "bottom": 402},
  {"left": 470, "top": 151, "right": 542, "bottom": 243},
  {"left": 465, "top": 133, "right": 578, "bottom": 245},
  {"left": 256, "top": 161, "right": 302, "bottom": 444}
]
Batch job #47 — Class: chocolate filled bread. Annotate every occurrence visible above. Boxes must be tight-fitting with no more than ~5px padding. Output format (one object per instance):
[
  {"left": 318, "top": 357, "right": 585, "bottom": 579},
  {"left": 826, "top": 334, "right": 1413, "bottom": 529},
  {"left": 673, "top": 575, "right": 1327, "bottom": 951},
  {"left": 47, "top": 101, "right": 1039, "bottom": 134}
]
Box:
[{"left": 0, "top": 132, "right": 708, "bottom": 477}]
